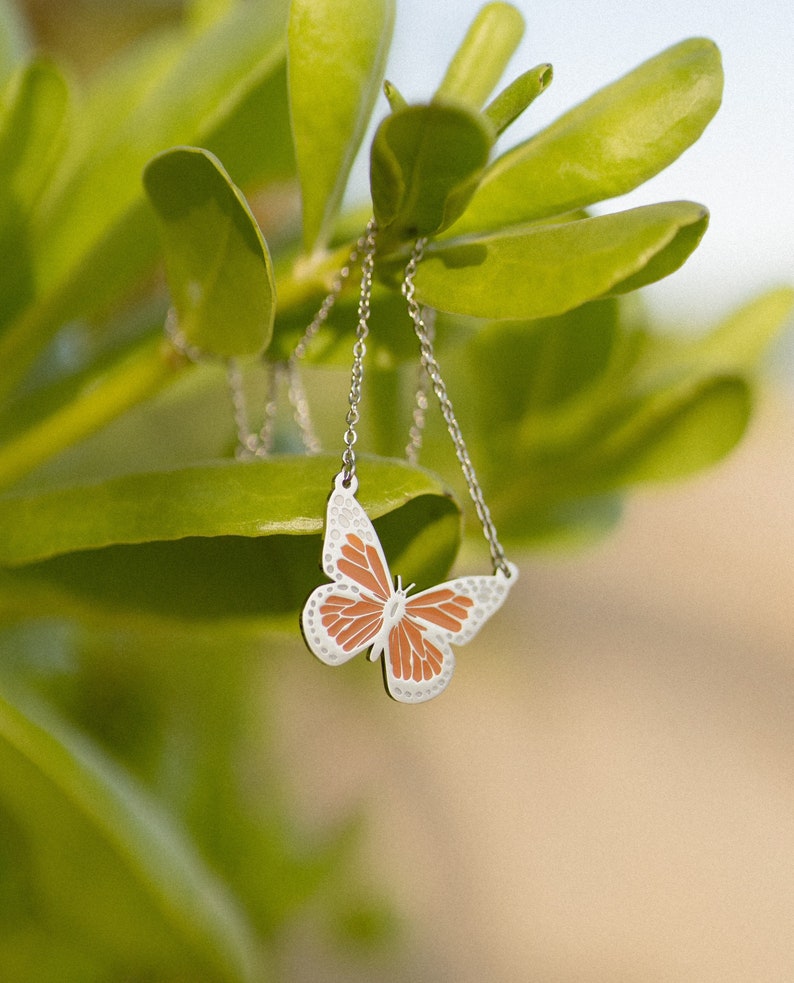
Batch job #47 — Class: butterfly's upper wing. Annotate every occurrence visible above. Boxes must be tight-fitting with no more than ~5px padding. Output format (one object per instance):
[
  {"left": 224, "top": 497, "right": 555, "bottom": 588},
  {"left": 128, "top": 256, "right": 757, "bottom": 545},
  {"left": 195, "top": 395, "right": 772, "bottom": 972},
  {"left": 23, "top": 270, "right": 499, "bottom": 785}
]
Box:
[
  {"left": 382, "top": 562, "right": 519, "bottom": 704},
  {"left": 302, "top": 473, "right": 394, "bottom": 666},
  {"left": 406, "top": 562, "right": 519, "bottom": 645}
]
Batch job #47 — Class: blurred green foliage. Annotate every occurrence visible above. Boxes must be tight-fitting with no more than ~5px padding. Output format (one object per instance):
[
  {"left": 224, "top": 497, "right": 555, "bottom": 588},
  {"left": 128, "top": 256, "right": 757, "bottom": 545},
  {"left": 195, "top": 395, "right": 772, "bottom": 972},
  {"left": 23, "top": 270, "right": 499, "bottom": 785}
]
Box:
[{"left": 0, "top": 0, "right": 791, "bottom": 978}]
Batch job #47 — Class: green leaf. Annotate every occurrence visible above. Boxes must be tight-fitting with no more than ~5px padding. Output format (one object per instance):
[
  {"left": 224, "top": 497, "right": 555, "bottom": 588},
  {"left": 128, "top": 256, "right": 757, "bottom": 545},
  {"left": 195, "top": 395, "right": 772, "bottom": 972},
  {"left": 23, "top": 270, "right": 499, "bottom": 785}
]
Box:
[
  {"left": 288, "top": 0, "right": 394, "bottom": 253},
  {"left": 469, "top": 299, "right": 626, "bottom": 427},
  {"left": 412, "top": 201, "right": 708, "bottom": 319},
  {"left": 598, "top": 375, "right": 752, "bottom": 484},
  {"left": 0, "top": 0, "right": 289, "bottom": 401},
  {"left": 144, "top": 147, "right": 275, "bottom": 358},
  {"left": 0, "top": 334, "right": 183, "bottom": 493},
  {"left": 487, "top": 372, "right": 752, "bottom": 539},
  {"left": 0, "top": 457, "right": 460, "bottom": 623},
  {"left": 0, "top": 457, "right": 450, "bottom": 564},
  {"left": 370, "top": 102, "right": 493, "bottom": 245},
  {"left": 647, "top": 285, "right": 794, "bottom": 380},
  {"left": 483, "top": 62, "right": 553, "bottom": 136},
  {"left": 383, "top": 79, "right": 407, "bottom": 112},
  {"left": 0, "top": 58, "right": 68, "bottom": 205},
  {"left": 204, "top": 59, "right": 295, "bottom": 189},
  {"left": 0, "top": 676, "right": 260, "bottom": 982},
  {"left": 450, "top": 284, "right": 785, "bottom": 545},
  {"left": 434, "top": 1, "right": 524, "bottom": 110},
  {"left": 0, "top": 59, "right": 69, "bottom": 328},
  {"left": 450, "top": 37, "right": 723, "bottom": 235},
  {"left": 49, "top": 30, "right": 186, "bottom": 196},
  {"left": 35, "top": 2, "right": 287, "bottom": 299}
]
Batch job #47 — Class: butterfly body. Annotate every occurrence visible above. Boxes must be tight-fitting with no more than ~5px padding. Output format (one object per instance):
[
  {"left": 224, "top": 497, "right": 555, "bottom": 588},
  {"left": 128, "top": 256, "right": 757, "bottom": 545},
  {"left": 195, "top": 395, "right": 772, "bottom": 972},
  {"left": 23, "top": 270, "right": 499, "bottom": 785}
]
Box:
[{"left": 302, "top": 473, "right": 518, "bottom": 703}]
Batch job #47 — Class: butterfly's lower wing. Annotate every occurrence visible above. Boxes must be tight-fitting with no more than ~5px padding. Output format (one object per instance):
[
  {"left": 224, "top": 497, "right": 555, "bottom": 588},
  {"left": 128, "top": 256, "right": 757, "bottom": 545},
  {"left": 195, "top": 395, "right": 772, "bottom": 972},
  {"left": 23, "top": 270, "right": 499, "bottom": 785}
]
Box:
[
  {"left": 382, "top": 562, "right": 519, "bottom": 704},
  {"left": 381, "top": 617, "right": 456, "bottom": 704},
  {"left": 302, "top": 582, "right": 384, "bottom": 665}
]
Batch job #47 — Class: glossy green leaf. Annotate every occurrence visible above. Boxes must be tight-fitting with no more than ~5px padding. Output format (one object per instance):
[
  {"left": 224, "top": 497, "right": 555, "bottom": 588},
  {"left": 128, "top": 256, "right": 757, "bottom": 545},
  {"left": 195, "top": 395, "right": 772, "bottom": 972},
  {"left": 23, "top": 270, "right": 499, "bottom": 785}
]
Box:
[
  {"left": 0, "top": 676, "right": 260, "bottom": 982},
  {"left": 434, "top": 1, "right": 524, "bottom": 110},
  {"left": 0, "top": 0, "right": 289, "bottom": 400},
  {"left": 0, "top": 457, "right": 460, "bottom": 623},
  {"left": 289, "top": 0, "right": 394, "bottom": 253},
  {"left": 144, "top": 147, "right": 275, "bottom": 358},
  {"left": 412, "top": 201, "right": 708, "bottom": 319},
  {"left": 483, "top": 63, "right": 553, "bottom": 136},
  {"left": 450, "top": 37, "right": 723, "bottom": 235},
  {"left": 370, "top": 102, "right": 493, "bottom": 245},
  {"left": 0, "top": 457, "right": 440, "bottom": 563}
]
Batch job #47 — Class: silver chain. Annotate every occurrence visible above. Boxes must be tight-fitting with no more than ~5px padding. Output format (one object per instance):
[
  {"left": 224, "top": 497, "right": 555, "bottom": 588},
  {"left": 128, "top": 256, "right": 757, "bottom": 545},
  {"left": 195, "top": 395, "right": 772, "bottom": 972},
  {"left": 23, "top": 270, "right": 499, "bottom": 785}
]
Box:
[
  {"left": 251, "top": 229, "right": 368, "bottom": 457},
  {"left": 405, "top": 315, "right": 432, "bottom": 465},
  {"left": 214, "top": 232, "right": 367, "bottom": 458},
  {"left": 340, "top": 217, "right": 378, "bottom": 485},
  {"left": 291, "top": 238, "right": 363, "bottom": 361},
  {"left": 256, "top": 360, "right": 280, "bottom": 457},
  {"left": 170, "top": 222, "right": 509, "bottom": 574},
  {"left": 254, "top": 360, "right": 322, "bottom": 457},
  {"left": 285, "top": 358, "right": 321, "bottom": 454},
  {"left": 164, "top": 308, "right": 262, "bottom": 460},
  {"left": 226, "top": 358, "right": 261, "bottom": 459},
  {"left": 402, "top": 237, "right": 511, "bottom": 577}
]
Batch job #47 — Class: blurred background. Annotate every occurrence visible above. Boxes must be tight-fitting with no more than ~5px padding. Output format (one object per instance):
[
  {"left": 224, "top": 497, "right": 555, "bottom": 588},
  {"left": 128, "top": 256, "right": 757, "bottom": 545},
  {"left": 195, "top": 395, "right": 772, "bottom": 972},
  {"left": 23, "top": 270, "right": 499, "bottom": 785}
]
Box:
[{"left": 9, "top": 1, "right": 794, "bottom": 980}]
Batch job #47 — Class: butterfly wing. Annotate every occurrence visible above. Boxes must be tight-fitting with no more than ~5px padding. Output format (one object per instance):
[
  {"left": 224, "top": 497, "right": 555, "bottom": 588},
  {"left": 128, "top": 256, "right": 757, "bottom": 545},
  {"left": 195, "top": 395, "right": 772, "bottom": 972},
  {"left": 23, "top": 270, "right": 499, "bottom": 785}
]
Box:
[
  {"left": 406, "top": 561, "right": 519, "bottom": 645},
  {"left": 382, "top": 562, "right": 519, "bottom": 704},
  {"left": 301, "top": 472, "right": 394, "bottom": 666},
  {"left": 303, "top": 582, "right": 385, "bottom": 665},
  {"left": 380, "top": 616, "right": 456, "bottom": 704}
]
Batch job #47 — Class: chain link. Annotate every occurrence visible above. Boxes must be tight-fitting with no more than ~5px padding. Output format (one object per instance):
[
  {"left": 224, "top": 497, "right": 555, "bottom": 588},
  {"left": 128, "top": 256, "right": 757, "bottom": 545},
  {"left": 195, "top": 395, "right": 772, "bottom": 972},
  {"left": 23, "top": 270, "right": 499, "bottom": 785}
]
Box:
[
  {"left": 340, "top": 217, "right": 378, "bottom": 485},
  {"left": 402, "top": 238, "right": 511, "bottom": 577},
  {"left": 252, "top": 228, "right": 370, "bottom": 457},
  {"left": 291, "top": 238, "right": 363, "bottom": 361},
  {"left": 285, "top": 358, "right": 322, "bottom": 454},
  {"left": 253, "top": 360, "right": 280, "bottom": 457},
  {"left": 405, "top": 313, "right": 432, "bottom": 465},
  {"left": 226, "top": 358, "right": 261, "bottom": 459},
  {"left": 164, "top": 308, "right": 263, "bottom": 459}
]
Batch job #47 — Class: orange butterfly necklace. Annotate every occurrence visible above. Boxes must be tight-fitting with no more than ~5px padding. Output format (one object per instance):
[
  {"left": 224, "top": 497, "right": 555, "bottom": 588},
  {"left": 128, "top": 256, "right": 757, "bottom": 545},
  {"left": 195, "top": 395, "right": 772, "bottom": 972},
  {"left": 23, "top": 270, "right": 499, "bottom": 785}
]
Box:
[{"left": 301, "top": 220, "right": 518, "bottom": 703}]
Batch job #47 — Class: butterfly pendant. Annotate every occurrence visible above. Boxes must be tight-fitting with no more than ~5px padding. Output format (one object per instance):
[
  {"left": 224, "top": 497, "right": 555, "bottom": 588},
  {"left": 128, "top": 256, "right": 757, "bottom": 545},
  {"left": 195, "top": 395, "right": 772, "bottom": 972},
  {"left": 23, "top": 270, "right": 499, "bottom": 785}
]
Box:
[{"left": 301, "top": 472, "right": 518, "bottom": 704}]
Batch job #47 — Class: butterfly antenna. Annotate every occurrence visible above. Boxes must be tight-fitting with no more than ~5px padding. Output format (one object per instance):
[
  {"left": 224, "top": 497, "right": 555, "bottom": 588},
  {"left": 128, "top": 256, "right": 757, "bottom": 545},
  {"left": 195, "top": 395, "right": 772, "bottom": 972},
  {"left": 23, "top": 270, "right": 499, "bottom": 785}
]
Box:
[{"left": 395, "top": 575, "right": 416, "bottom": 595}]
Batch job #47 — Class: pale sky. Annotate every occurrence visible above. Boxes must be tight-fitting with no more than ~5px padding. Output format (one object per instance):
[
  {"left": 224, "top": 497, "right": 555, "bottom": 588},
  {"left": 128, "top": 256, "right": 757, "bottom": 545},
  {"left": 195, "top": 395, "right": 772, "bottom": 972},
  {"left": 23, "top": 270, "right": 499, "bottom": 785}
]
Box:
[{"left": 350, "top": 0, "right": 793, "bottom": 330}]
